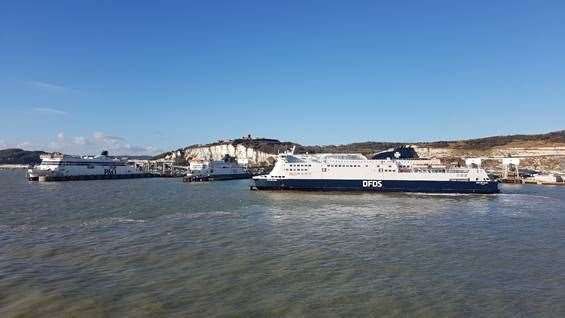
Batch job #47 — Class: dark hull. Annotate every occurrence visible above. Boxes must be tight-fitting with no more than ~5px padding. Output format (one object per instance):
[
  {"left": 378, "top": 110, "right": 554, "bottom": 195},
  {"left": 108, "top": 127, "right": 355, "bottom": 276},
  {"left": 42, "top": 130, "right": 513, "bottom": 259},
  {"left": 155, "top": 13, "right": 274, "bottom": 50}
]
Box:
[
  {"left": 28, "top": 173, "right": 158, "bottom": 182},
  {"left": 253, "top": 179, "right": 499, "bottom": 194},
  {"left": 183, "top": 173, "right": 252, "bottom": 182}
]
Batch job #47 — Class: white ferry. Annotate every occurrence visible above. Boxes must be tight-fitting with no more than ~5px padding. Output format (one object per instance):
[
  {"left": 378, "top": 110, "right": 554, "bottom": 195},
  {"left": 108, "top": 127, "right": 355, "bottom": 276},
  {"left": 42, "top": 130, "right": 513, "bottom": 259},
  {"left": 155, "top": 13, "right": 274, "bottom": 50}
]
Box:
[
  {"left": 252, "top": 147, "right": 499, "bottom": 194},
  {"left": 183, "top": 155, "right": 251, "bottom": 182},
  {"left": 28, "top": 151, "right": 150, "bottom": 181}
]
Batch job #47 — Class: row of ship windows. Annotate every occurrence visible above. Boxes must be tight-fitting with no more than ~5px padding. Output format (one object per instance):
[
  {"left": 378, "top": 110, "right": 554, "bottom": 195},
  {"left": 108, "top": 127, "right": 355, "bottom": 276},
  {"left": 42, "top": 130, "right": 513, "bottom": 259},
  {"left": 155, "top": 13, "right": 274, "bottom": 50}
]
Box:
[
  {"left": 285, "top": 169, "right": 308, "bottom": 171},
  {"left": 378, "top": 169, "right": 396, "bottom": 172},
  {"left": 43, "top": 162, "right": 125, "bottom": 166},
  {"left": 327, "top": 164, "right": 396, "bottom": 169},
  {"left": 287, "top": 164, "right": 312, "bottom": 167},
  {"left": 271, "top": 176, "right": 286, "bottom": 178},
  {"left": 320, "top": 168, "right": 396, "bottom": 172},
  {"left": 327, "top": 165, "right": 367, "bottom": 168}
]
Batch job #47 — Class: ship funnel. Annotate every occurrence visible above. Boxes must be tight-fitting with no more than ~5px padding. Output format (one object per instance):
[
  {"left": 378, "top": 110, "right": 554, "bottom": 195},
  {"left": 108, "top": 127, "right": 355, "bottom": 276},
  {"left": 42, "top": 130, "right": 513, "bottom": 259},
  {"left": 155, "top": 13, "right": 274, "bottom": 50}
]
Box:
[{"left": 101, "top": 150, "right": 109, "bottom": 156}]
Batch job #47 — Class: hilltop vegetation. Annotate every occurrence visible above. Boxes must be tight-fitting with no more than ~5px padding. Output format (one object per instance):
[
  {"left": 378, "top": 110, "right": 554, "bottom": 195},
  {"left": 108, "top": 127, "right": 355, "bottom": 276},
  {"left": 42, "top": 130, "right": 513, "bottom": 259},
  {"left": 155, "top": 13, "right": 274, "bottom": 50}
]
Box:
[
  {"left": 155, "top": 130, "right": 565, "bottom": 159},
  {"left": 0, "top": 148, "right": 45, "bottom": 165},
  {"left": 421, "top": 130, "right": 565, "bottom": 150}
]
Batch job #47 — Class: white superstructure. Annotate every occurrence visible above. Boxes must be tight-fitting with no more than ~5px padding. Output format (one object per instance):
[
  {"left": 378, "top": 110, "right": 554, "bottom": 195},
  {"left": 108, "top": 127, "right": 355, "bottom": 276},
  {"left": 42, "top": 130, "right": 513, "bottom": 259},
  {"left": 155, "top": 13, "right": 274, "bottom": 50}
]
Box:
[{"left": 257, "top": 153, "right": 490, "bottom": 181}]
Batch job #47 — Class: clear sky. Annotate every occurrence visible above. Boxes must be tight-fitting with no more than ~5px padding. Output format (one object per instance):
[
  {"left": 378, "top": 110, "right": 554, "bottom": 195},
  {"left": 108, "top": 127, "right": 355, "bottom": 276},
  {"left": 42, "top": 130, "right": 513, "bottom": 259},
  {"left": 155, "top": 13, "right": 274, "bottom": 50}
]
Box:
[{"left": 1, "top": 0, "right": 564, "bottom": 155}]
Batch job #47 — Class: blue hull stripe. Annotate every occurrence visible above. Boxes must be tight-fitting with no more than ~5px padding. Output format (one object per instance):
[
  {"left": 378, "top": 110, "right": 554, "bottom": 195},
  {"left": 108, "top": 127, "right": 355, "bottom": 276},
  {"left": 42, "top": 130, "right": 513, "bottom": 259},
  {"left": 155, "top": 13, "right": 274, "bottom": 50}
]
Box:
[{"left": 253, "top": 179, "right": 499, "bottom": 194}]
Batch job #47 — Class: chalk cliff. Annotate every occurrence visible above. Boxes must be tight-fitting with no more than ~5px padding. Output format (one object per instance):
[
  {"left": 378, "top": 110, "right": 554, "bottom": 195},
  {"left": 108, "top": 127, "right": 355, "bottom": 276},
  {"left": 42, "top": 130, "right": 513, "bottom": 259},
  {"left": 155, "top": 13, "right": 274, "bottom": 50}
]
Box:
[
  {"left": 155, "top": 130, "right": 565, "bottom": 170},
  {"left": 158, "top": 138, "right": 297, "bottom": 165}
]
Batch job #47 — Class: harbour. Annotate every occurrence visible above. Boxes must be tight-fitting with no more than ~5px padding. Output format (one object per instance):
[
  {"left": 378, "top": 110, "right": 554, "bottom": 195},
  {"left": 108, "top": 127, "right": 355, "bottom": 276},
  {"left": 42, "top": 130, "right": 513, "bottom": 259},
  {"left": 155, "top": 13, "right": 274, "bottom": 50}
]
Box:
[
  {"left": 2, "top": 1, "right": 565, "bottom": 315},
  {"left": 1, "top": 169, "right": 565, "bottom": 316}
]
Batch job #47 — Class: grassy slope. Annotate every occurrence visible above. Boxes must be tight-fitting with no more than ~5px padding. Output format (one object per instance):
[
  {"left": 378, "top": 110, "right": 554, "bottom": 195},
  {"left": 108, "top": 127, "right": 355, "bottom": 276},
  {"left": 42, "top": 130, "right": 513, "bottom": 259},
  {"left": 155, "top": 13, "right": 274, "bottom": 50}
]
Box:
[{"left": 155, "top": 130, "right": 565, "bottom": 159}]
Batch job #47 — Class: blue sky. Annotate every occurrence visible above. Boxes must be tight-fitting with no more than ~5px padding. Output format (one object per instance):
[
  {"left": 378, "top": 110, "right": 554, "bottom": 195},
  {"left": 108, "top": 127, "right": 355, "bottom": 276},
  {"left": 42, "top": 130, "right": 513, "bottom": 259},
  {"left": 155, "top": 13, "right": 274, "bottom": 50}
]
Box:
[{"left": 1, "top": 0, "right": 564, "bottom": 154}]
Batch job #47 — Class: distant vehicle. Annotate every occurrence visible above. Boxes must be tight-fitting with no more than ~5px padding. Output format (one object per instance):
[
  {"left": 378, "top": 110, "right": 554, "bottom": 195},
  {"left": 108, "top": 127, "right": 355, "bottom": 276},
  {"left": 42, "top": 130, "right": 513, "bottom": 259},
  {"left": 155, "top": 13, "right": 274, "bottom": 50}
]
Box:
[
  {"left": 252, "top": 147, "right": 499, "bottom": 194},
  {"left": 27, "top": 151, "right": 148, "bottom": 181},
  {"left": 183, "top": 155, "right": 251, "bottom": 182}
]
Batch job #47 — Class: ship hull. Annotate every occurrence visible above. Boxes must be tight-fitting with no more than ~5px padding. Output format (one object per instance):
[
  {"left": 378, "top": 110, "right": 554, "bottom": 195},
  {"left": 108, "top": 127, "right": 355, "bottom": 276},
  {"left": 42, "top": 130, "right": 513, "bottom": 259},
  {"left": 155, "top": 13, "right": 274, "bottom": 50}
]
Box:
[
  {"left": 253, "top": 179, "right": 499, "bottom": 194},
  {"left": 183, "top": 173, "right": 252, "bottom": 182},
  {"left": 28, "top": 173, "right": 156, "bottom": 182}
]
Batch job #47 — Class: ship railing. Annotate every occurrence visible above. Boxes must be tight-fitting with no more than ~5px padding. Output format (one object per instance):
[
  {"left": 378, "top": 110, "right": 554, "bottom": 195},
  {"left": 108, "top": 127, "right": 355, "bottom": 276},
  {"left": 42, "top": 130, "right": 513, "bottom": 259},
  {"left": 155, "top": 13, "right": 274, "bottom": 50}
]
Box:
[{"left": 401, "top": 168, "right": 470, "bottom": 174}]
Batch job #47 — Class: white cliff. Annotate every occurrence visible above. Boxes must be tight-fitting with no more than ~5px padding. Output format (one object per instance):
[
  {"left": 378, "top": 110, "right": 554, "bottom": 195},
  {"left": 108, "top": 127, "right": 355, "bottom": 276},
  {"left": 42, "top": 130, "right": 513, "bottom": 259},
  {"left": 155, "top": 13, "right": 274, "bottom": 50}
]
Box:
[{"left": 164, "top": 142, "right": 277, "bottom": 165}]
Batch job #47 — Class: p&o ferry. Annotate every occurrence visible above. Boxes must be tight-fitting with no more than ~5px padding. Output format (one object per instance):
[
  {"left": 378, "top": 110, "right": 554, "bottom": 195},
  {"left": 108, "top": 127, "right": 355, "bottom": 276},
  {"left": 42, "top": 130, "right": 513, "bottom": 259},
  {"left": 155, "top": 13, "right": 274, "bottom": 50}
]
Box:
[
  {"left": 28, "top": 151, "right": 150, "bottom": 181},
  {"left": 252, "top": 147, "right": 498, "bottom": 194}
]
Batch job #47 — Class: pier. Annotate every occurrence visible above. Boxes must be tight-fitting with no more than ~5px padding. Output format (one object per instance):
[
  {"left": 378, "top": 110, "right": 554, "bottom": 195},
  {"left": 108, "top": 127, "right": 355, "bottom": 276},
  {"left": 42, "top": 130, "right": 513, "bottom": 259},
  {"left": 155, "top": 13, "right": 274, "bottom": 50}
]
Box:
[
  {"left": 128, "top": 159, "right": 188, "bottom": 177},
  {"left": 464, "top": 156, "right": 565, "bottom": 185}
]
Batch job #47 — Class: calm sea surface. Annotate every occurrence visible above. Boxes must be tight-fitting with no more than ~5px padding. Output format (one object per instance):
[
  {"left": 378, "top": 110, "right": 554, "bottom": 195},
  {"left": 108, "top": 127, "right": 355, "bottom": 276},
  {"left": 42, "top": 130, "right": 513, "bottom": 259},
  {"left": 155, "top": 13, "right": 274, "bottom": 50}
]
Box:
[{"left": 1, "top": 170, "right": 565, "bottom": 317}]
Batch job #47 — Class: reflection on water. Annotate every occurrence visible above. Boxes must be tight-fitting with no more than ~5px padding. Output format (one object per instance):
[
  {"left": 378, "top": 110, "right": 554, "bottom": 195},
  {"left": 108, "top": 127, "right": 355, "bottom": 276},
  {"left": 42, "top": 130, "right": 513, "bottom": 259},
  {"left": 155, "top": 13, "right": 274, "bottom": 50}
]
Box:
[{"left": 1, "top": 170, "right": 565, "bottom": 317}]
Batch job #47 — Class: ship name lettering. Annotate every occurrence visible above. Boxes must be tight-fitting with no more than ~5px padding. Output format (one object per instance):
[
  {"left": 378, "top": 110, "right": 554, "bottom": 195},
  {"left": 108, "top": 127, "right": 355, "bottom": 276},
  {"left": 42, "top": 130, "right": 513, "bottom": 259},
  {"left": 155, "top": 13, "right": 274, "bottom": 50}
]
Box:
[{"left": 363, "top": 180, "right": 383, "bottom": 188}]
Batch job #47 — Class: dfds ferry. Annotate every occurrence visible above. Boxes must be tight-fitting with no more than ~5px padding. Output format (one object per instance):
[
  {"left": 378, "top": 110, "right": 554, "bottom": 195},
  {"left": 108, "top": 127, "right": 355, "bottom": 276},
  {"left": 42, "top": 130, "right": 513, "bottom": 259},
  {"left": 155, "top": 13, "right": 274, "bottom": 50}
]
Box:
[
  {"left": 28, "top": 151, "right": 150, "bottom": 181},
  {"left": 252, "top": 148, "right": 499, "bottom": 194}
]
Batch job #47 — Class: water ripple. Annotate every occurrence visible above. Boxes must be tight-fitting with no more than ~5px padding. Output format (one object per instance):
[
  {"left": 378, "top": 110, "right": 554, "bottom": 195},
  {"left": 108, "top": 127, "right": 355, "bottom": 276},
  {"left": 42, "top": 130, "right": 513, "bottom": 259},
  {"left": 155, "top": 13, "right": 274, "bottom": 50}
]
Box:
[{"left": 1, "top": 171, "right": 565, "bottom": 316}]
